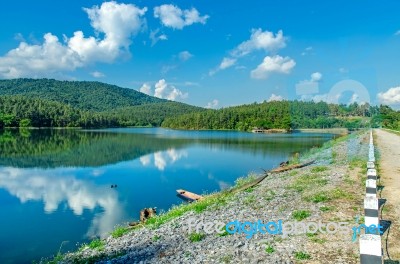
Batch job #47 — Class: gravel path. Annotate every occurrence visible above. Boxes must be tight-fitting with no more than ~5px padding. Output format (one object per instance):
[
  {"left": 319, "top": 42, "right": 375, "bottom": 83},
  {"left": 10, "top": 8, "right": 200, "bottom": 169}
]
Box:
[
  {"left": 374, "top": 129, "right": 400, "bottom": 260},
  {"left": 61, "top": 131, "right": 369, "bottom": 264}
]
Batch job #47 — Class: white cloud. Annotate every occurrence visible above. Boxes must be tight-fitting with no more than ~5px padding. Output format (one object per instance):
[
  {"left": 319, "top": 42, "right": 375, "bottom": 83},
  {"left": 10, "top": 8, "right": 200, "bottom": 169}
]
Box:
[
  {"left": 219, "top": 57, "right": 237, "bottom": 69},
  {"left": 209, "top": 57, "right": 237, "bottom": 76},
  {"left": 250, "top": 55, "right": 296, "bottom": 79},
  {"left": 310, "top": 72, "right": 322, "bottom": 82},
  {"left": 149, "top": 28, "right": 168, "bottom": 46},
  {"left": 210, "top": 29, "right": 287, "bottom": 76},
  {"left": 301, "top": 46, "right": 313, "bottom": 56},
  {"left": 295, "top": 72, "right": 322, "bottom": 95},
  {"left": 178, "top": 51, "right": 193, "bottom": 61},
  {"left": 205, "top": 99, "right": 219, "bottom": 109},
  {"left": 232, "top": 29, "right": 286, "bottom": 57},
  {"left": 139, "top": 83, "right": 152, "bottom": 95},
  {"left": 267, "top": 94, "right": 284, "bottom": 102},
  {"left": 154, "top": 79, "right": 188, "bottom": 100},
  {"left": 0, "top": 1, "right": 147, "bottom": 78},
  {"left": 154, "top": 4, "right": 209, "bottom": 29},
  {"left": 90, "top": 71, "right": 105, "bottom": 78},
  {"left": 378, "top": 86, "right": 400, "bottom": 107}
]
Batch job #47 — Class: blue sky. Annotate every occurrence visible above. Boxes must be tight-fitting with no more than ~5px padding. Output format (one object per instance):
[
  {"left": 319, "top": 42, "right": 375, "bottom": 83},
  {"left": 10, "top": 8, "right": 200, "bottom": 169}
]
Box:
[{"left": 0, "top": 0, "right": 400, "bottom": 108}]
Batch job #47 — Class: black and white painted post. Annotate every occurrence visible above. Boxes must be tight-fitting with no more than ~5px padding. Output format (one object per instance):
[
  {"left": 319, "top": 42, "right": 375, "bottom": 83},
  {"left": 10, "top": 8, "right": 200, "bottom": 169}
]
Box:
[{"left": 359, "top": 130, "right": 383, "bottom": 264}]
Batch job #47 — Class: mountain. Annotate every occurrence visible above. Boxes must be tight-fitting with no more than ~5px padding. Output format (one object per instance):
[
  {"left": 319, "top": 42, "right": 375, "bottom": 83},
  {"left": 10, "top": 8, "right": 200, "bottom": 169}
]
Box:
[
  {"left": 0, "top": 79, "right": 205, "bottom": 128},
  {"left": 0, "top": 78, "right": 166, "bottom": 111}
]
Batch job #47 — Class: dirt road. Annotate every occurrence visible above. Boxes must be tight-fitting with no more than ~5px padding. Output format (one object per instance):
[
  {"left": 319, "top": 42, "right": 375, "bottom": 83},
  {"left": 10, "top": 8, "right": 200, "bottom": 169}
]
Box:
[{"left": 374, "top": 129, "right": 400, "bottom": 260}]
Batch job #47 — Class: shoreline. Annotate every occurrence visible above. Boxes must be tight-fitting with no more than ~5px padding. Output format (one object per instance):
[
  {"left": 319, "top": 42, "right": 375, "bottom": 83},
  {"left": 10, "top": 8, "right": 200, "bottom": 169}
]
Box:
[{"left": 46, "top": 130, "right": 368, "bottom": 263}]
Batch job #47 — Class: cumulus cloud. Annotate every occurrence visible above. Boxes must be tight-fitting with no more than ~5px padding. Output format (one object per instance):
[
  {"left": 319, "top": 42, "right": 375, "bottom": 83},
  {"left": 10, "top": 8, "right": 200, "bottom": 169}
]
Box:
[
  {"left": 310, "top": 72, "right": 322, "bottom": 82},
  {"left": 178, "top": 51, "right": 193, "bottom": 61},
  {"left": 138, "top": 80, "right": 187, "bottom": 101},
  {"left": 267, "top": 94, "right": 284, "bottom": 102},
  {"left": 139, "top": 83, "right": 152, "bottom": 95},
  {"left": 0, "top": 1, "right": 147, "bottom": 78},
  {"left": 295, "top": 72, "right": 322, "bottom": 95},
  {"left": 205, "top": 99, "right": 219, "bottom": 109},
  {"left": 378, "top": 86, "right": 400, "bottom": 107},
  {"left": 210, "top": 29, "right": 287, "bottom": 76},
  {"left": 149, "top": 28, "right": 168, "bottom": 46},
  {"left": 250, "top": 55, "right": 295, "bottom": 79},
  {"left": 90, "top": 71, "right": 105, "bottom": 78},
  {"left": 154, "top": 4, "right": 209, "bottom": 29},
  {"left": 155, "top": 79, "right": 188, "bottom": 100},
  {"left": 232, "top": 29, "right": 286, "bottom": 57}
]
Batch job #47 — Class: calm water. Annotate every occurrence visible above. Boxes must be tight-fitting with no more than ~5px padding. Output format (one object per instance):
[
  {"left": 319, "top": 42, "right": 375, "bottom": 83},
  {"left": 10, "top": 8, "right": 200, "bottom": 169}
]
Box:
[{"left": 0, "top": 128, "right": 335, "bottom": 264}]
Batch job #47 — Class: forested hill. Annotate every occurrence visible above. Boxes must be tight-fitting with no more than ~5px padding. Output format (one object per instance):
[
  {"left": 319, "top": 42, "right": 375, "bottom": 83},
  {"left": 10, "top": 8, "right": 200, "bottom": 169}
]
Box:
[
  {"left": 161, "top": 100, "right": 389, "bottom": 130},
  {"left": 0, "top": 79, "right": 166, "bottom": 111}
]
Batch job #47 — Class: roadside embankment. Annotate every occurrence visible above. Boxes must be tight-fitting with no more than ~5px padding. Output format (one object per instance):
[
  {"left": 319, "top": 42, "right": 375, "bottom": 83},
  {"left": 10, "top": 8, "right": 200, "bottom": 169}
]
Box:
[{"left": 54, "top": 130, "right": 370, "bottom": 264}]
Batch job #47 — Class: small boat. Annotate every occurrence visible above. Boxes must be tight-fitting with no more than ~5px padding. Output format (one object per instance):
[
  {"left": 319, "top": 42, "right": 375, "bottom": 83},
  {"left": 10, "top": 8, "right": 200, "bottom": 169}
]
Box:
[{"left": 176, "top": 189, "right": 203, "bottom": 202}]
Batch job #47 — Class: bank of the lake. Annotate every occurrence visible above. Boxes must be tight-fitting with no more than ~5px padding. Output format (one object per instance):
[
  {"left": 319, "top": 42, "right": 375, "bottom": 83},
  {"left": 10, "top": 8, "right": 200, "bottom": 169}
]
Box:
[{"left": 56, "top": 130, "right": 368, "bottom": 264}]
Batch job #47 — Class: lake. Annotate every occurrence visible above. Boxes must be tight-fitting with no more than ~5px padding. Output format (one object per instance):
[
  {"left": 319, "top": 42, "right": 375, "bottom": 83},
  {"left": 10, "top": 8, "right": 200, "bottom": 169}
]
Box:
[{"left": 0, "top": 128, "right": 336, "bottom": 264}]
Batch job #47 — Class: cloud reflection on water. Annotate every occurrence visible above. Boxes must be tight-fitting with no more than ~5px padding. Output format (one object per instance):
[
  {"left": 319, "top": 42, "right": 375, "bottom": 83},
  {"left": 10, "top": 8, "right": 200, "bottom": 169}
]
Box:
[
  {"left": 0, "top": 167, "right": 125, "bottom": 238},
  {"left": 140, "top": 148, "right": 188, "bottom": 170}
]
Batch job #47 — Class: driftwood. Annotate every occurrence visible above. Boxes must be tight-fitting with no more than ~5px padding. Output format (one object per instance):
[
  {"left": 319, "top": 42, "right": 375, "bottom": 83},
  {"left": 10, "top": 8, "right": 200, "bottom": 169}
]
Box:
[
  {"left": 129, "top": 207, "right": 157, "bottom": 227},
  {"left": 230, "top": 159, "right": 315, "bottom": 193}
]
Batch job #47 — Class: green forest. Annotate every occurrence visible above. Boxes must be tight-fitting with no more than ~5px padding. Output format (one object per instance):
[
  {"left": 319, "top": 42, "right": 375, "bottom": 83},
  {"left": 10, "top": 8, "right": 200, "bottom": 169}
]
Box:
[
  {"left": 161, "top": 100, "right": 392, "bottom": 131},
  {"left": 0, "top": 78, "right": 399, "bottom": 131}
]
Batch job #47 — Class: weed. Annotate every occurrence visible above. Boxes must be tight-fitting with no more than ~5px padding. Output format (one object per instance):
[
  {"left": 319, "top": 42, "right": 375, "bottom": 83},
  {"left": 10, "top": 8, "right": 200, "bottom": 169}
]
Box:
[
  {"left": 88, "top": 239, "right": 105, "bottom": 251},
  {"left": 320, "top": 206, "right": 334, "bottom": 212},
  {"left": 311, "top": 166, "right": 328, "bottom": 173},
  {"left": 265, "top": 245, "right": 275, "bottom": 254},
  {"left": 292, "top": 210, "right": 311, "bottom": 221},
  {"left": 111, "top": 226, "right": 131, "bottom": 238},
  {"left": 295, "top": 251, "right": 311, "bottom": 260},
  {"left": 152, "top": 235, "right": 161, "bottom": 241},
  {"left": 188, "top": 233, "right": 205, "bottom": 242}
]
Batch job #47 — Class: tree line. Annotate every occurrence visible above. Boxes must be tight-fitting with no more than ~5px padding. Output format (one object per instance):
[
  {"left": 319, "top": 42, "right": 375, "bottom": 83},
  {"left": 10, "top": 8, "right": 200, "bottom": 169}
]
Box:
[{"left": 161, "top": 100, "right": 392, "bottom": 131}]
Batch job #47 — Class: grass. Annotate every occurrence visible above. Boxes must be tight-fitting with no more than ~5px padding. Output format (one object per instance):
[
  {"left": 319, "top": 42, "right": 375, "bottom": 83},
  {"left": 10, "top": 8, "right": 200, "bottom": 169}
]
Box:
[
  {"left": 220, "top": 255, "right": 234, "bottom": 263},
  {"left": 111, "top": 226, "right": 132, "bottom": 238},
  {"left": 290, "top": 174, "right": 328, "bottom": 192},
  {"left": 188, "top": 232, "right": 205, "bottom": 242},
  {"left": 152, "top": 235, "right": 161, "bottom": 241},
  {"left": 244, "top": 194, "right": 256, "bottom": 205},
  {"left": 88, "top": 239, "right": 105, "bottom": 251},
  {"left": 306, "top": 233, "right": 327, "bottom": 244},
  {"left": 306, "top": 192, "right": 331, "bottom": 203},
  {"left": 320, "top": 206, "right": 335, "bottom": 212},
  {"left": 265, "top": 245, "right": 275, "bottom": 254},
  {"left": 218, "top": 229, "right": 231, "bottom": 237},
  {"left": 295, "top": 251, "right": 311, "bottom": 260},
  {"left": 328, "top": 187, "right": 354, "bottom": 200},
  {"left": 292, "top": 210, "right": 311, "bottom": 221},
  {"left": 235, "top": 173, "right": 258, "bottom": 187},
  {"left": 311, "top": 166, "right": 328, "bottom": 173},
  {"left": 264, "top": 189, "right": 276, "bottom": 201},
  {"left": 244, "top": 186, "right": 255, "bottom": 193}
]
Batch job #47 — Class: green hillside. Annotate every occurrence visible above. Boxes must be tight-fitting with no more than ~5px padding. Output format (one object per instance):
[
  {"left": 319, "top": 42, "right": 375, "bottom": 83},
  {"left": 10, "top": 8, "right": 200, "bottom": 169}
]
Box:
[{"left": 0, "top": 78, "right": 165, "bottom": 111}]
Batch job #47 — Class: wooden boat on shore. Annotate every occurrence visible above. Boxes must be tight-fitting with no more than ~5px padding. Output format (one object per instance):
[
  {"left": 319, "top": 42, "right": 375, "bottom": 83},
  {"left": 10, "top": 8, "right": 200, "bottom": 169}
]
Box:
[{"left": 176, "top": 189, "right": 203, "bottom": 202}]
